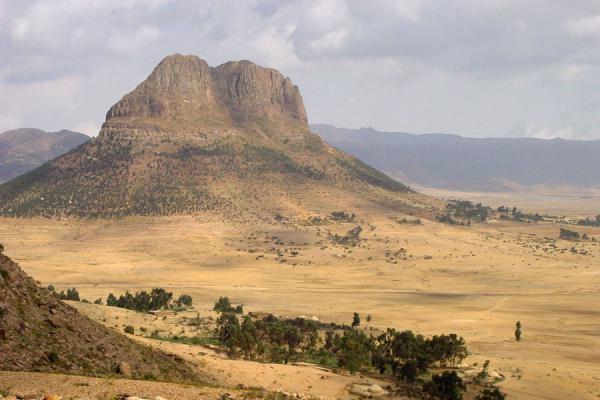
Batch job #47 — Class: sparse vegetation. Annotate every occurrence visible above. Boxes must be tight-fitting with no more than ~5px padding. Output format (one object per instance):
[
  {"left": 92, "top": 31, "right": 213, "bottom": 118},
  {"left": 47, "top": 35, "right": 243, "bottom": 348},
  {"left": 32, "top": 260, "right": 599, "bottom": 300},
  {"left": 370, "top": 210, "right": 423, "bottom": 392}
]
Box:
[
  {"left": 329, "top": 211, "right": 356, "bottom": 222},
  {"left": 329, "top": 226, "right": 362, "bottom": 246}
]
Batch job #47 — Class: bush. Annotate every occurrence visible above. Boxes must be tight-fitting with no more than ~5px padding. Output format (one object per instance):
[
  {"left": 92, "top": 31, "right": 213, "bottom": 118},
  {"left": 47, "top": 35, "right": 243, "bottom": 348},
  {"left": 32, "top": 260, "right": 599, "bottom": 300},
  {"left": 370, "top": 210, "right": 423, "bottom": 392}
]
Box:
[
  {"left": 214, "top": 296, "right": 243, "bottom": 314},
  {"left": 124, "top": 325, "right": 135, "bottom": 334},
  {"left": 476, "top": 388, "right": 506, "bottom": 400},
  {"left": 424, "top": 371, "right": 466, "bottom": 400},
  {"left": 58, "top": 288, "right": 80, "bottom": 301},
  {"left": 560, "top": 228, "right": 580, "bottom": 241},
  {"left": 176, "top": 294, "right": 193, "bottom": 308}
]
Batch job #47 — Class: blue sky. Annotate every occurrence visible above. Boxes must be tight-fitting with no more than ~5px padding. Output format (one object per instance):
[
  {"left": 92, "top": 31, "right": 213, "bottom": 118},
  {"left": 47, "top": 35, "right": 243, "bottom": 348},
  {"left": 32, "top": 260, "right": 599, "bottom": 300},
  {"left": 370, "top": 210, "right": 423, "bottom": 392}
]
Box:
[{"left": 2, "top": 0, "right": 600, "bottom": 140}]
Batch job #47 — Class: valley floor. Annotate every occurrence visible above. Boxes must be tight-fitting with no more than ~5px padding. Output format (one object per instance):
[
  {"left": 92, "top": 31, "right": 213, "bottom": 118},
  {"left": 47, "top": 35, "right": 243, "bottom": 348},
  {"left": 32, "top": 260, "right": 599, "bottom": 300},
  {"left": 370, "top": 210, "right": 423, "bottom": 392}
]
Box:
[{"left": 0, "top": 206, "right": 599, "bottom": 399}]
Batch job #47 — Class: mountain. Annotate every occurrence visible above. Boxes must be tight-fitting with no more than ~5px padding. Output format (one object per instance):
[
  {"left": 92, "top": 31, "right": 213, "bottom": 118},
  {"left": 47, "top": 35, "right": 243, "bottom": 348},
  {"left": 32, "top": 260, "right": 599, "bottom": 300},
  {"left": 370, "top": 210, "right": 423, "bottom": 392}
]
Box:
[
  {"left": 0, "top": 128, "right": 89, "bottom": 183},
  {"left": 312, "top": 124, "right": 600, "bottom": 192},
  {"left": 0, "top": 54, "right": 431, "bottom": 219},
  {"left": 0, "top": 250, "right": 197, "bottom": 381}
]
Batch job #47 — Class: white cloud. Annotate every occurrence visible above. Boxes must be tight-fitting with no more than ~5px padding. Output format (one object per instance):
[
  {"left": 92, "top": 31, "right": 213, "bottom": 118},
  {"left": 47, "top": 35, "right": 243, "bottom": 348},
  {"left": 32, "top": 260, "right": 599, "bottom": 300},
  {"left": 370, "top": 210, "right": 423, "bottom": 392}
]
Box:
[
  {"left": 559, "top": 64, "right": 589, "bottom": 82},
  {"left": 566, "top": 14, "right": 600, "bottom": 35}
]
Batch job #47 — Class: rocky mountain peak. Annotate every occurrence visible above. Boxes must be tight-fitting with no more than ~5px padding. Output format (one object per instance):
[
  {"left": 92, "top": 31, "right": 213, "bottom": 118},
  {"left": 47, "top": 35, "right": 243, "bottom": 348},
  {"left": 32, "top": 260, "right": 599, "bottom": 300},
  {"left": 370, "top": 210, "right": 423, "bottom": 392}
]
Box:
[{"left": 102, "top": 54, "right": 308, "bottom": 137}]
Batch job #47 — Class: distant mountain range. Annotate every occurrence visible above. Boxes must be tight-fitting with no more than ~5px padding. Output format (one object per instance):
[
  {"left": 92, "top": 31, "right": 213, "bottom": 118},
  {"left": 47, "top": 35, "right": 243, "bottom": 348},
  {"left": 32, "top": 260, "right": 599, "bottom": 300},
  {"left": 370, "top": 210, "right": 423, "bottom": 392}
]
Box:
[
  {"left": 0, "top": 128, "right": 89, "bottom": 183},
  {"left": 312, "top": 124, "right": 600, "bottom": 192}
]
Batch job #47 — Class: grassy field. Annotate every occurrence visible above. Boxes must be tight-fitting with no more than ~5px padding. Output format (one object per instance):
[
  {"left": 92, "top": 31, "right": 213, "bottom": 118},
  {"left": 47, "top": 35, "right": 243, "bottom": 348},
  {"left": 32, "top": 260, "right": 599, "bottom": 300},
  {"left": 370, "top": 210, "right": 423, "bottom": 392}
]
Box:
[{"left": 1, "top": 199, "right": 599, "bottom": 399}]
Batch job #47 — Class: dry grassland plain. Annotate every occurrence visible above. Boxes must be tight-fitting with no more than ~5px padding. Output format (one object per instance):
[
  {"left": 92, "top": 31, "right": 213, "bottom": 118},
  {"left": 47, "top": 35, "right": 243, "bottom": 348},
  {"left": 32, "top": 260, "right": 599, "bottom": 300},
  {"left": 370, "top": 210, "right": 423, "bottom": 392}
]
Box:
[{"left": 0, "top": 194, "right": 599, "bottom": 399}]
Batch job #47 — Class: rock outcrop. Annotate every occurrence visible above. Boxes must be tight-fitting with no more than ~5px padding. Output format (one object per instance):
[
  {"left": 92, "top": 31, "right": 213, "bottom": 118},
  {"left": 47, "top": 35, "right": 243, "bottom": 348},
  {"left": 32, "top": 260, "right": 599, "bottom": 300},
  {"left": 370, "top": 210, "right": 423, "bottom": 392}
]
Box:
[{"left": 103, "top": 54, "right": 307, "bottom": 138}]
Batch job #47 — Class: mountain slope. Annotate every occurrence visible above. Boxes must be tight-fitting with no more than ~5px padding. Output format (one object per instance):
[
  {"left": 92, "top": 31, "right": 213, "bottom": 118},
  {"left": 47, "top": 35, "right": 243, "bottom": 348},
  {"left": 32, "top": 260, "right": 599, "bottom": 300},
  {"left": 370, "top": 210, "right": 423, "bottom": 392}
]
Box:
[
  {"left": 0, "top": 55, "right": 429, "bottom": 219},
  {"left": 313, "top": 124, "right": 600, "bottom": 191},
  {"left": 0, "top": 128, "right": 89, "bottom": 183},
  {"left": 0, "top": 251, "right": 198, "bottom": 381}
]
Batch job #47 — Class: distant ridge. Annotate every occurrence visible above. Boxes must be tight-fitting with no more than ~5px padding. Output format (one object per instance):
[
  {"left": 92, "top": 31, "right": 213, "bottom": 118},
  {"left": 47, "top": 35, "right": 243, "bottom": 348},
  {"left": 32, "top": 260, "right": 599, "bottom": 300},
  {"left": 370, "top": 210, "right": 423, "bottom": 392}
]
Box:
[
  {"left": 0, "top": 55, "right": 432, "bottom": 219},
  {"left": 0, "top": 128, "right": 89, "bottom": 183},
  {"left": 312, "top": 124, "right": 600, "bottom": 192}
]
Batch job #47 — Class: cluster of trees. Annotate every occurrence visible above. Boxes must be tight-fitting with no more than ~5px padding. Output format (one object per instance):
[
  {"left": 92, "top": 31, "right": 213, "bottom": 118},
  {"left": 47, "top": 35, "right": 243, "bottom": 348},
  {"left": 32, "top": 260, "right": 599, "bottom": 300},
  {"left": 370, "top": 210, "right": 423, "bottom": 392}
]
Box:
[
  {"left": 371, "top": 329, "right": 468, "bottom": 382},
  {"left": 47, "top": 285, "right": 80, "bottom": 301},
  {"left": 577, "top": 215, "right": 600, "bottom": 227},
  {"left": 329, "top": 226, "right": 363, "bottom": 246},
  {"left": 106, "top": 288, "right": 193, "bottom": 312},
  {"left": 213, "top": 296, "right": 243, "bottom": 314},
  {"left": 559, "top": 228, "right": 580, "bottom": 241},
  {"left": 447, "top": 200, "right": 491, "bottom": 222},
  {"left": 213, "top": 309, "right": 469, "bottom": 384},
  {"left": 497, "top": 206, "right": 543, "bottom": 222},
  {"left": 216, "top": 313, "right": 319, "bottom": 363}
]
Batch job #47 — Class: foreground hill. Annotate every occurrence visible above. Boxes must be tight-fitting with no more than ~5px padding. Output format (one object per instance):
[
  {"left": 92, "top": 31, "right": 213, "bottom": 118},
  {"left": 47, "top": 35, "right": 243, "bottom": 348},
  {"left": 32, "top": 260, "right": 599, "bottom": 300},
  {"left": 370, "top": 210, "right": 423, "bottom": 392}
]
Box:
[
  {"left": 313, "top": 124, "right": 600, "bottom": 192},
  {"left": 0, "top": 55, "right": 431, "bottom": 218},
  {"left": 0, "top": 128, "right": 89, "bottom": 183},
  {"left": 0, "top": 250, "right": 197, "bottom": 382}
]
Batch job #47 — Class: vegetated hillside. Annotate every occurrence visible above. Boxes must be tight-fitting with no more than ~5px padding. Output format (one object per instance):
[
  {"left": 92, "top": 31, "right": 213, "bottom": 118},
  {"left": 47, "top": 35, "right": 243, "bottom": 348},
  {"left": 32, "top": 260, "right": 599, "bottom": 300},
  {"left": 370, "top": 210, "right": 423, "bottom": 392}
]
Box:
[
  {"left": 0, "top": 54, "right": 432, "bottom": 219},
  {"left": 0, "top": 250, "right": 197, "bottom": 382},
  {"left": 313, "top": 124, "right": 600, "bottom": 192},
  {"left": 0, "top": 128, "right": 89, "bottom": 183}
]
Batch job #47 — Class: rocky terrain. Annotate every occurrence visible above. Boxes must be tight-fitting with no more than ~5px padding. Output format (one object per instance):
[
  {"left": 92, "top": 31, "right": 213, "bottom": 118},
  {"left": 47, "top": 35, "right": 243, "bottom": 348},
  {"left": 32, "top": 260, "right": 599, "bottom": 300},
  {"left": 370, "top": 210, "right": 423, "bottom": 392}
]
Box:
[
  {"left": 0, "top": 55, "right": 432, "bottom": 219},
  {"left": 0, "top": 129, "right": 88, "bottom": 183},
  {"left": 0, "top": 250, "right": 199, "bottom": 383}
]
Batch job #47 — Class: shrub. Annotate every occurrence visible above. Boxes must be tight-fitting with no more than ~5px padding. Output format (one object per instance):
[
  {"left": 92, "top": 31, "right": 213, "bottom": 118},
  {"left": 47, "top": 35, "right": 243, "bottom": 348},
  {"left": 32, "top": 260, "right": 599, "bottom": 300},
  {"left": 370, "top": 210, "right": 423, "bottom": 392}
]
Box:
[
  {"left": 560, "top": 228, "right": 580, "bottom": 241},
  {"left": 214, "top": 296, "right": 243, "bottom": 314},
  {"left": 424, "top": 371, "right": 466, "bottom": 400},
  {"left": 352, "top": 312, "right": 361, "bottom": 327},
  {"left": 176, "top": 294, "right": 193, "bottom": 308},
  {"left": 124, "top": 325, "right": 135, "bottom": 334},
  {"left": 476, "top": 388, "right": 506, "bottom": 400}
]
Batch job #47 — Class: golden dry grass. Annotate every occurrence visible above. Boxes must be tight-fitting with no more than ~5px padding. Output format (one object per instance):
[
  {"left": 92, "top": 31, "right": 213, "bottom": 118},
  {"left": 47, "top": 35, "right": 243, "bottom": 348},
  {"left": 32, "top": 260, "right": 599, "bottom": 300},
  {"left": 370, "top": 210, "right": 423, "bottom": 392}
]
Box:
[{"left": 0, "top": 202, "right": 599, "bottom": 399}]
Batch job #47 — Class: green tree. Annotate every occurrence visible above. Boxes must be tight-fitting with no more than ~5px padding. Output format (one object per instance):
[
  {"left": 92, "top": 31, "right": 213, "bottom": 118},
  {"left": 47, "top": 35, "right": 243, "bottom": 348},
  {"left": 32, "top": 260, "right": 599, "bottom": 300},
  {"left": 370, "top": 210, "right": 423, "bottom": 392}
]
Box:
[
  {"left": 177, "top": 294, "right": 193, "bottom": 307},
  {"left": 352, "top": 312, "right": 361, "bottom": 328},
  {"left": 476, "top": 388, "right": 506, "bottom": 400},
  {"left": 515, "top": 321, "right": 522, "bottom": 342},
  {"left": 336, "top": 329, "right": 370, "bottom": 373},
  {"left": 424, "top": 371, "right": 466, "bottom": 400}
]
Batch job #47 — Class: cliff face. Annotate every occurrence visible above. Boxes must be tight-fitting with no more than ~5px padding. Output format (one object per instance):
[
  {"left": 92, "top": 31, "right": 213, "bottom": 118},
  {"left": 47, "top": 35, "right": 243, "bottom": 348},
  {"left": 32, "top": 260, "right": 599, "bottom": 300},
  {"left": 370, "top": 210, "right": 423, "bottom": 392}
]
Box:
[{"left": 102, "top": 54, "right": 308, "bottom": 138}]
